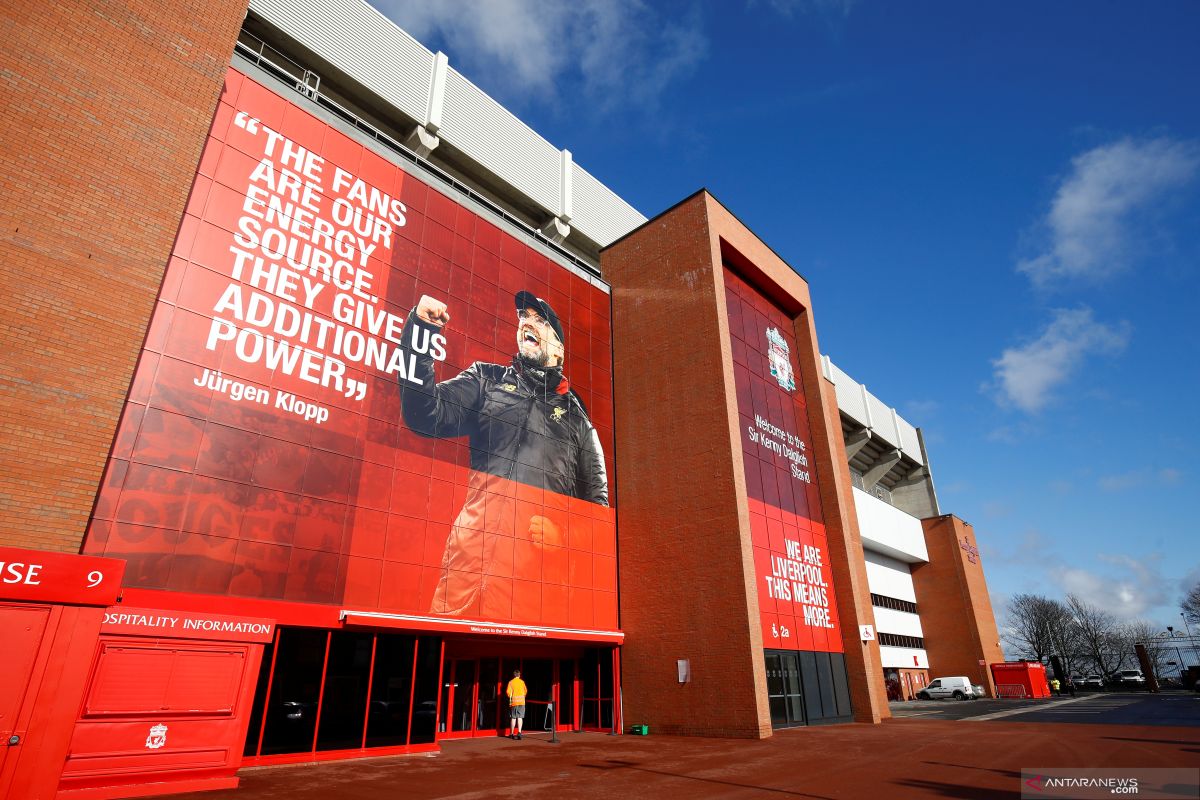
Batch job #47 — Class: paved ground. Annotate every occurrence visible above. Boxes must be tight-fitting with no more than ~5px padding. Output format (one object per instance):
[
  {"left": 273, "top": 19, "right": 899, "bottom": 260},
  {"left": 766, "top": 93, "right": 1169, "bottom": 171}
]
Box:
[
  {"left": 158, "top": 694, "right": 1200, "bottom": 800},
  {"left": 889, "top": 690, "right": 1200, "bottom": 724}
]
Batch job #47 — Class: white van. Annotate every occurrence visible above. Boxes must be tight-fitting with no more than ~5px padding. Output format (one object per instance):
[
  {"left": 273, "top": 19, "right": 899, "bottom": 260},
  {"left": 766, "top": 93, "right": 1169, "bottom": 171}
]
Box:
[{"left": 916, "top": 676, "right": 980, "bottom": 700}]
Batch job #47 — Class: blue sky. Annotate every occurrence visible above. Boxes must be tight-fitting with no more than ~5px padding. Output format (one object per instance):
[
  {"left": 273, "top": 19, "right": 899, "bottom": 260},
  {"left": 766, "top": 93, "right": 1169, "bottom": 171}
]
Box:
[{"left": 379, "top": 1, "right": 1200, "bottom": 635}]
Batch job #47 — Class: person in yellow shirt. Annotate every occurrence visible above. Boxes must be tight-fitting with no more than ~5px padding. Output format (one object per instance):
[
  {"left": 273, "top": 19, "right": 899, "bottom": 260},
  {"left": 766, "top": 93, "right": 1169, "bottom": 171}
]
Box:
[{"left": 506, "top": 669, "right": 528, "bottom": 740}]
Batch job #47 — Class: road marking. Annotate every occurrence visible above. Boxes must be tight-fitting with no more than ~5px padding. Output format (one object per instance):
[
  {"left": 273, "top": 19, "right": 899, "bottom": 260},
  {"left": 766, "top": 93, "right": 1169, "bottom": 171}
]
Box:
[{"left": 963, "top": 695, "right": 1103, "bottom": 721}]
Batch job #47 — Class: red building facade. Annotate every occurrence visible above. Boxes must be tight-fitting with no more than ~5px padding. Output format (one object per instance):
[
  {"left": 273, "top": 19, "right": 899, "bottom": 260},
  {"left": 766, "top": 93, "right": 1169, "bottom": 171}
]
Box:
[{"left": 1, "top": 3, "right": 1002, "bottom": 799}]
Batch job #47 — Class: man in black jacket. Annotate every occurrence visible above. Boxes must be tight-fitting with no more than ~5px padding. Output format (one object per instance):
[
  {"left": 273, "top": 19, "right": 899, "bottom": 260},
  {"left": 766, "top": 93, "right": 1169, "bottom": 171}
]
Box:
[{"left": 400, "top": 290, "right": 608, "bottom": 617}]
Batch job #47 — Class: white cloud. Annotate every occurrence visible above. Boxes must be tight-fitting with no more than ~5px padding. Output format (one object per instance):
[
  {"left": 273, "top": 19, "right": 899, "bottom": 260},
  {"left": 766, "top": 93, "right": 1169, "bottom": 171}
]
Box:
[
  {"left": 1018, "top": 137, "right": 1200, "bottom": 287},
  {"left": 982, "top": 501, "right": 1012, "bottom": 519},
  {"left": 379, "top": 0, "right": 707, "bottom": 114},
  {"left": 991, "top": 307, "right": 1130, "bottom": 413},
  {"left": 1159, "top": 468, "right": 1183, "bottom": 486},
  {"left": 903, "top": 399, "right": 940, "bottom": 420},
  {"left": 755, "top": 0, "right": 858, "bottom": 18},
  {"left": 1098, "top": 471, "right": 1148, "bottom": 493},
  {"left": 1051, "top": 554, "right": 1170, "bottom": 621},
  {"left": 1098, "top": 467, "right": 1184, "bottom": 492}
]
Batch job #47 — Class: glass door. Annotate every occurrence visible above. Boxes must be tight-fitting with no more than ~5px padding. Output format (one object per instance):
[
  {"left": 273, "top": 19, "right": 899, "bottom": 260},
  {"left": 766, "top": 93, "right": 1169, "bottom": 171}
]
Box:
[
  {"left": 557, "top": 659, "right": 575, "bottom": 730},
  {"left": 438, "top": 659, "right": 478, "bottom": 738},
  {"left": 765, "top": 651, "right": 806, "bottom": 728},
  {"left": 476, "top": 658, "right": 501, "bottom": 736}
]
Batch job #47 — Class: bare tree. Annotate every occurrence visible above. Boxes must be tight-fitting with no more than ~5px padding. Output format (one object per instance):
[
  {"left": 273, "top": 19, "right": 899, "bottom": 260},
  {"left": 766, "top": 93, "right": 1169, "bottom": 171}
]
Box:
[
  {"left": 1004, "top": 594, "right": 1053, "bottom": 661},
  {"left": 1067, "top": 594, "right": 1127, "bottom": 677},
  {"left": 1124, "top": 619, "right": 1171, "bottom": 680},
  {"left": 1184, "top": 581, "right": 1200, "bottom": 626},
  {"left": 1004, "top": 594, "right": 1077, "bottom": 672},
  {"left": 1047, "top": 602, "right": 1083, "bottom": 679}
]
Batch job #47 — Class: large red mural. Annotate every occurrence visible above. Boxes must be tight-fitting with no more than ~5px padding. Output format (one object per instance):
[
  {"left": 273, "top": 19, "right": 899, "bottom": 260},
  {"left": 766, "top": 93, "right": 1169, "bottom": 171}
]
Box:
[{"left": 84, "top": 68, "right": 617, "bottom": 635}]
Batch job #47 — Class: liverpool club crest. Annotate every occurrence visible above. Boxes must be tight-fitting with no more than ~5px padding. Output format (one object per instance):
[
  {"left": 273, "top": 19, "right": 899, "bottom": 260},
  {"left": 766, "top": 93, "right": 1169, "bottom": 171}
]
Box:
[
  {"left": 766, "top": 327, "right": 795, "bottom": 391},
  {"left": 145, "top": 723, "right": 168, "bottom": 750}
]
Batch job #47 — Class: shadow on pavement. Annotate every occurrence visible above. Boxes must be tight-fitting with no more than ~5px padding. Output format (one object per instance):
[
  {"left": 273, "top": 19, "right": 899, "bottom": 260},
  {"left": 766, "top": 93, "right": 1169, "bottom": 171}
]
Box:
[
  {"left": 892, "top": 778, "right": 1020, "bottom": 799},
  {"left": 921, "top": 761, "right": 1021, "bottom": 779},
  {"left": 1102, "top": 735, "right": 1200, "bottom": 746},
  {"left": 577, "top": 759, "right": 838, "bottom": 799}
]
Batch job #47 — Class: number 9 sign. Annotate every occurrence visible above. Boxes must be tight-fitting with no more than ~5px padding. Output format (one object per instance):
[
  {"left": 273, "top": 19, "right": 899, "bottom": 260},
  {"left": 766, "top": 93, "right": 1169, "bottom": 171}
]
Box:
[{"left": 0, "top": 546, "right": 124, "bottom": 605}]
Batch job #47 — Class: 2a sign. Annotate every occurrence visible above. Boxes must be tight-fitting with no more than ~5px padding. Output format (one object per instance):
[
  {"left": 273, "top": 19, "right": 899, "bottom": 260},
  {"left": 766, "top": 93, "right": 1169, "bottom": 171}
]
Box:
[{"left": 0, "top": 546, "right": 125, "bottom": 605}]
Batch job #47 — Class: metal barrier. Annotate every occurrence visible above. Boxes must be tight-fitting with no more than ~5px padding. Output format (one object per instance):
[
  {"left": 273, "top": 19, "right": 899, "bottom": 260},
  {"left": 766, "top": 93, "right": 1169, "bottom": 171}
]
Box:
[
  {"left": 523, "top": 700, "right": 560, "bottom": 744},
  {"left": 996, "top": 684, "right": 1029, "bottom": 699}
]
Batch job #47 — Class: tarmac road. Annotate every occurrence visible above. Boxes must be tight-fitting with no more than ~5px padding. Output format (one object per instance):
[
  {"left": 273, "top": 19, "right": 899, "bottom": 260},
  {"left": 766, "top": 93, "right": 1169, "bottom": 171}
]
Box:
[
  {"left": 890, "top": 690, "right": 1200, "bottom": 725},
  {"left": 158, "top": 695, "right": 1200, "bottom": 800}
]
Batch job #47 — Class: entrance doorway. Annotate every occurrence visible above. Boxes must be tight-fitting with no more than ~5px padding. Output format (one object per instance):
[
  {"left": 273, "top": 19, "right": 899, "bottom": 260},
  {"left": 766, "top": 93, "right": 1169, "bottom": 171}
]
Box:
[
  {"left": 439, "top": 656, "right": 562, "bottom": 738},
  {"left": 765, "top": 651, "right": 805, "bottom": 727},
  {"left": 764, "top": 649, "right": 854, "bottom": 727}
]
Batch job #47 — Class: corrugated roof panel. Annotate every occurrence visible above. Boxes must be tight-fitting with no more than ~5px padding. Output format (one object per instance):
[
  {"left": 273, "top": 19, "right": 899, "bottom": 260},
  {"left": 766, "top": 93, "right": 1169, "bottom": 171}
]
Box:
[
  {"left": 250, "top": 0, "right": 433, "bottom": 122},
  {"left": 440, "top": 69, "right": 560, "bottom": 215},
  {"left": 571, "top": 163, "right": 646, "bottom": 246},
  {"left": 866, "top": 392, "right": 900, "bottom": 449},
  {"left": 828, "top": 361, "right": 869, "bottom": 426},
  {"left": 896, "top": 417, "right": 924, "bottom": 465}
]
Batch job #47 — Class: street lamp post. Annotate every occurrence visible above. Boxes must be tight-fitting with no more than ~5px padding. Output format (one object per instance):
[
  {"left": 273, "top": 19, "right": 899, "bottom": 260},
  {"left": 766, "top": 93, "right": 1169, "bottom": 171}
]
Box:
[{"left": 1183, "top": 614, "right": 1198, "bottom": 671}]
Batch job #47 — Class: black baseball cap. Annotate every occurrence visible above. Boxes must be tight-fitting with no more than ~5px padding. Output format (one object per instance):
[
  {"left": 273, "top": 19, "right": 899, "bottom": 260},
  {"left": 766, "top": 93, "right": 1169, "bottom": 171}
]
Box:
[{"left": 514, "top": 290, "right": 564, "bottom": 344}]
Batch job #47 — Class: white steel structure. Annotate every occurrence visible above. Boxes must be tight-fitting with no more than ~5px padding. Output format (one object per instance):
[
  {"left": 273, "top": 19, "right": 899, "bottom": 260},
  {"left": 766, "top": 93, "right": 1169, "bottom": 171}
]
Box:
[
  {"left": 244, "top": 0, "right": 645, "bottom": 263},
  {"left": 823, "top": 357, "right": 937, "bottom": 676}
]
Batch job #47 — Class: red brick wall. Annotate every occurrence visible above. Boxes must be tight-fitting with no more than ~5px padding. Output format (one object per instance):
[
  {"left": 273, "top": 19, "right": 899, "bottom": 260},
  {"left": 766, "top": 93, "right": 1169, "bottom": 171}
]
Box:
[
  {"left": 603, "top": 191, "right": 887, "bottom": 735},
  {"left": 0, "top": 0, "right": 248, "bottom": 551},
  {"left": 604, "top": 193, "right": 768, "bottom": 737},
  {"left": 912, "top": 516, "right": 1004, "bottom": 693}
]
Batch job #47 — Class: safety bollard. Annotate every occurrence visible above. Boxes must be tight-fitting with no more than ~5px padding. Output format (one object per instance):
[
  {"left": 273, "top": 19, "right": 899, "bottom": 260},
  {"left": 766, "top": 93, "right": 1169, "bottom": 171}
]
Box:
[{"left": 547, "top": 702, "right": 559, "bottom": 744}]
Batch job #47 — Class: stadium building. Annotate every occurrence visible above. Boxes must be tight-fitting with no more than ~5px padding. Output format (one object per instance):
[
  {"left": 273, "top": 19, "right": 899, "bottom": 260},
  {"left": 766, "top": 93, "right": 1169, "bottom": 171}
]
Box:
[{"left": 0, "top": 1, "right": 1000, "bottom": 797}]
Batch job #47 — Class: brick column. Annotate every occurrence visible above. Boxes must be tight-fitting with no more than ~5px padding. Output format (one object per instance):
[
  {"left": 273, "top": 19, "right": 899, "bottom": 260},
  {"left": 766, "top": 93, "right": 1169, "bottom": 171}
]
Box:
[
  {"left": 604, "top": 191, "right": 889, "bottom": 733},
  {"left": 605, "top": 193, "right": 770, "bottom": 737},
  {"left": 913, "top": 515, "right": 1004, "bottom": 694},
  {"left": 0, "top": 0, "right": 249, "bottom": 551}
]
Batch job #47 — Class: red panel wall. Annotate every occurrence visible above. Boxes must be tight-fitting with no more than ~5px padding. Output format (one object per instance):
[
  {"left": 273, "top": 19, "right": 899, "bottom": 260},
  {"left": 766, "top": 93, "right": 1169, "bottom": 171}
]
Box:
[
  {"left": 724, "top": 268, "right": 843, "bottom": 653},
  {"left": 82, "top": 69, "right": 617, "bottom": 633},
  {"left": 58, "top": 638, "right": 263, "bottom": 797}
]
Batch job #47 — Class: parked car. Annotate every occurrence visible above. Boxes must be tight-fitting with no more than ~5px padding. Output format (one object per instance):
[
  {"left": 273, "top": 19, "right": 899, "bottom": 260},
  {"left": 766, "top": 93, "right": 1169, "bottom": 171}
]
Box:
[
  {"left": 1082, "top": 675, "right": 1104, "bottom": 689},
  {"left": 1112, "top": 670, "right": 1146, "bottom": 689},
  {"left": 916, "top": 676, "right": 981, "bottom": 700}
]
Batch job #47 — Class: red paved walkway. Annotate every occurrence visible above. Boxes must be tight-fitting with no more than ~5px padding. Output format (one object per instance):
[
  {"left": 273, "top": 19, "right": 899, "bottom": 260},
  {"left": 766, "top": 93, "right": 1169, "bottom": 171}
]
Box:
[{"left": 164, "top": 718, "right": 1200, "bottom": 799}]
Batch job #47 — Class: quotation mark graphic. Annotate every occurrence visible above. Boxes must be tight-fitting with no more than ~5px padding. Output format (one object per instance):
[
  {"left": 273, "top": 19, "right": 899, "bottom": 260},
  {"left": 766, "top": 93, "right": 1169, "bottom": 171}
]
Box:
[{"left": 233, "top": 111, "right": 260, "bottom": 134}]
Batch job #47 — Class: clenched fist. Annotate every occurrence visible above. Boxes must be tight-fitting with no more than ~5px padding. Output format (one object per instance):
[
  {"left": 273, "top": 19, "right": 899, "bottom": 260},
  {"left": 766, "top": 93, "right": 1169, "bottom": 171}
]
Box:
[
  {"left": 415, "top": 294, "right": 450, "bottom": 327},
  {"left": 527, "top": 515, "right": 562, "bottom": 547}
]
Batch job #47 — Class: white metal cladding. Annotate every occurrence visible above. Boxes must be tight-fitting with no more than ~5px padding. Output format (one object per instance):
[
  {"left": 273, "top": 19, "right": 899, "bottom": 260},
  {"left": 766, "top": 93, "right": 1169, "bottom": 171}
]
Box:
[
  {"left": 440, "top": 70, "right": 561, "bottom": 214},
  {"left": 827, "top": 360, "right": 869, "bottom": 425},
  {"left": 879, "top": 646, "right": 929, "bottom": 670},
  {"left": 896, "top": 416, "right": 924, "bottom": 465},
  {"left": 855, "top": 488, "right": 929, "bottom": 563},
  {"left": 571, "top": 163, "right": 647, "bottom": 245},
  {"left": 866, "top": 393, "right": 900, "bottom": 448},
  {"left": 248, "top": 0, "right": 647, "bottom": 248},
  {"left": 249, "top": 0, "right": 433, "bottom": 122},
  {"left": 824, "top": 358, "right": 927, "bottom": 464},
  {"left": 864, "top": 550, "right": 919, "bottom": 601},
  {"left": 872, "top": 607, "right": 924, "bottom": 638}
]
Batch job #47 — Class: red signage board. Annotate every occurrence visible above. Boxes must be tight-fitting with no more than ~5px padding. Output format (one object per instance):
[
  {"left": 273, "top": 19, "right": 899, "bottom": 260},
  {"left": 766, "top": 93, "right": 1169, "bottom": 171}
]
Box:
[
  {"left": 0, "top": 545, "right": 125, "bottom": 605},
  {"left": 83, "top": 68, "right": 617, "bottom": 636},
  {"left": 341, "top": 611, "right": 623, "bottom": 644},
  {"left": 724, "top": 269, "right": 843, "bottom": 654},
  {"left": 101, "top": 606, "right": 274, "bottom": 643}
]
